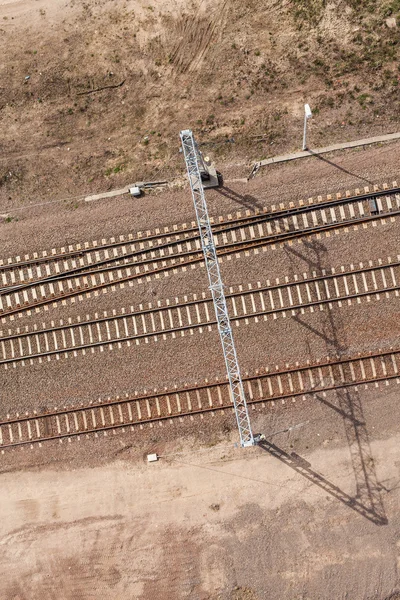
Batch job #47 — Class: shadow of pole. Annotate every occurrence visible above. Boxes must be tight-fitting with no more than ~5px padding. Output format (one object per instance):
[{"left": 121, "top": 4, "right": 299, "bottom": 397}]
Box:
[
  {"left": 283, "top": 237, "right": 328, "bottom": 272},
  {"left": 336, "top": 386, "right": 387, "bottom": 522},
  {"left": 258, "top": 440, "right": 387, "bottom": 525},
  {"left": 215, "top": 183, "right": 387, "bottom": 524},
  {"left": 273, "top": 239, "right": 389, "bottom": 525},
  {"left": 307, "top": 150, "right": 374, "bottom": 185}
]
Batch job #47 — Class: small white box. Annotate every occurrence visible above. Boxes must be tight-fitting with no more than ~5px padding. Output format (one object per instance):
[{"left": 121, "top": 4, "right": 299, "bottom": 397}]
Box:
[
  {"left": 129, "top": 186, "right": 142, "bottom": 197},
  {"left": 147, "top": 453, "right": 158, "bottom": 463}
]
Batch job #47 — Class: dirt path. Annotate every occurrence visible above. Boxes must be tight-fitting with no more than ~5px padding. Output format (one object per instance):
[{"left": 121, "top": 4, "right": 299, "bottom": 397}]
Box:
[{"left": 2, "top": 384, "right": 400, "bottom": 600}]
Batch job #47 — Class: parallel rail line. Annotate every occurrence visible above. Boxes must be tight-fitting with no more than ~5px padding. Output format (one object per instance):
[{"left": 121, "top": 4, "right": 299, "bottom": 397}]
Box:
[
  {"left": 1, "top": 183, "right": 397, "bottom": 278},
  {"left": 1, "top": 348, "right": 399, "bottom": 449},
  {"left": 1, "top": 256, "right": 398, "bottom": 366},
  {"left": 1, "top": 194, "right": 399, "bottom": 320},
  {"left": 1, "top": 185, "right": 398, "bottom": 294}
]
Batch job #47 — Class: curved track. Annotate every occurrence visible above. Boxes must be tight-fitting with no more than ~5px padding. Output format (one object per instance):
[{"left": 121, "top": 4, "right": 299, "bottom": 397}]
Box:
[
  {"left": 1, "top": 186, "right": 399, "bottom": 319},
  {"left": 0, "top": 256, "right": 398, "bottom": 366}
]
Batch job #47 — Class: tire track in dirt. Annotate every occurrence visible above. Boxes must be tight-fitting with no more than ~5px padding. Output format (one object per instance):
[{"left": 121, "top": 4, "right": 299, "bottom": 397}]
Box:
[{"left": 169, "top": 0, "right": 231, "bottom": 74}]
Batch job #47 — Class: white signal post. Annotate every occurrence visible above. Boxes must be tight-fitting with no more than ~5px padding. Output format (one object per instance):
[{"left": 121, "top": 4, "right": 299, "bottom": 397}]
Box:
[{"left": 302, "top": 103, "right": 312, "bottom": 151}]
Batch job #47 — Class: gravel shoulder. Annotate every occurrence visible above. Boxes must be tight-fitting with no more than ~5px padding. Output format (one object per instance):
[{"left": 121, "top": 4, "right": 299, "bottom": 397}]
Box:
[{"left": 1, "top": 140, "right": 399, "bottom": 260}]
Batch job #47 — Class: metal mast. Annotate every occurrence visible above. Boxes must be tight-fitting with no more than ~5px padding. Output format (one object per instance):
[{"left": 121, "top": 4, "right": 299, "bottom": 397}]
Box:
[{"left": 180, "top": 129, "right": 254, "bottom": 447}]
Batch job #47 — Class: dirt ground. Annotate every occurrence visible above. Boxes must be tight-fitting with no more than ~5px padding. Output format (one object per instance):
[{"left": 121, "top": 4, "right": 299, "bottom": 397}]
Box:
[
  {"left": 2, "top": 382, "right": 400, "bottom": 600},
  {"left": 1, "top": 1, "right": 400, "bottom": 599},
  {"left": 0, "top": 0, "right": 399, "bottom": 210}
]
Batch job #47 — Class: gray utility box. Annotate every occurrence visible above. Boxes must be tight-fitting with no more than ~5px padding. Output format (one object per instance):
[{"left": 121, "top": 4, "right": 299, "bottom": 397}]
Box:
[
  {"left": 200, "top": 164, "right": 221, "bottom": 189},
  {"left": 129, "top": 186, "right": 142, "bottom": 197}
]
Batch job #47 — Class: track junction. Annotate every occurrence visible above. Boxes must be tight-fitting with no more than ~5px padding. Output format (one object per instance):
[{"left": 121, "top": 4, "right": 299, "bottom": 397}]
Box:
[{"left": 1, "top": 182, "right": 399, "bottom": 450}]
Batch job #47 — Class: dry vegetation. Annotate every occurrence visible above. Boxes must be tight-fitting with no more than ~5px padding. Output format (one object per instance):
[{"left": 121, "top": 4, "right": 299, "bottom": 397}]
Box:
[
  {"left": 1, "top": 4, "right": 400, "bottom": 599},
  {"left": 0, "top": 0, "right": 399, "bottom": 207}
]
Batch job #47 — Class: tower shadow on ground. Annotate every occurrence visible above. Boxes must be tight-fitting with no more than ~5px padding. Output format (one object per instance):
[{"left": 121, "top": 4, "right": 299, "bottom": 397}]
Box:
[
  {"left": 215, "top": 185, "right": 265, "bottom": 211},
  {"left": 257, "top": 238, "right": 388, "bottom": 525}
]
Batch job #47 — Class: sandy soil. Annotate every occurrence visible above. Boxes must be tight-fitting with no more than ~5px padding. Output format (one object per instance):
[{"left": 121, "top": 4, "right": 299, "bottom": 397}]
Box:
[
  {"left": 1, "top": 1, "right": 400, "bottom": 599},
  {"left": 2, "top": 383, "right": 400, "bottom": 600}
]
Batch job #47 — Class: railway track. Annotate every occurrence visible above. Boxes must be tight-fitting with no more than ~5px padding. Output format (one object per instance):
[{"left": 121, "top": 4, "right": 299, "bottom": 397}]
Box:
[
  {"left": 0, "top": 184, "right": 399, "bottom": 319},
  {"left": 1, "top": 348, "right": 399, "bottom": 449},
  {"left": 1, "top": 255, "right": 398, "bottom": 367}
]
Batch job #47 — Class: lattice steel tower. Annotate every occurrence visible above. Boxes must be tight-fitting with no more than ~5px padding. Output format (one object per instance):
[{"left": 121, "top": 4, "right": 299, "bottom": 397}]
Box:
[{"left": 180, "top": 129, "right": 254, "bottom": 447}]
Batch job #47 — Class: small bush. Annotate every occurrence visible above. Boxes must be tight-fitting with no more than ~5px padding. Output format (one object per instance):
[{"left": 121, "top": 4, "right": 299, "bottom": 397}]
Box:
[{"left": 358, "top": 92, "right": 373, "bottom": 106}]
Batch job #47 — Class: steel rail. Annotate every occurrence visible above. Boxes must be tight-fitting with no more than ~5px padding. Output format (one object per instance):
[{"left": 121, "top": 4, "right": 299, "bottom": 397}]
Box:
[
  {"left": 1, "top": 207, "right": 399, "bottom": 319},
  {"left": 4, "top": 347, "right": 396, "bottom": 423},
  {"left": 0, "top": 187, "right": 385, "bottom": 292},
  {"left": 1, "top": 185, "right": 398, "bottom": 276},
  {"left": 4, "top": 193, "right": 400, "bottom": 295},
  {"left": 1, "top": 280, "right": 398, "bottom": 365},
  {"left": 1, "top": 189, "right": 398, "bottom": 295},
  {"left": 215, "top": 207, "right": 400, "bottom": 253},
  {"left": 1, "top": 348, "right": 398, "bottom": 448},
  {"left": 2, "top": 257, "right": 399, "bottom": 343},
  {"left": 3, "top": 202, "right": 400, "bottom": 298}
]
